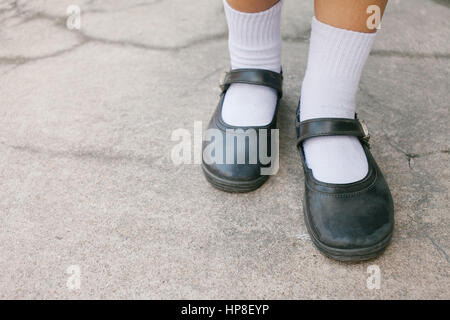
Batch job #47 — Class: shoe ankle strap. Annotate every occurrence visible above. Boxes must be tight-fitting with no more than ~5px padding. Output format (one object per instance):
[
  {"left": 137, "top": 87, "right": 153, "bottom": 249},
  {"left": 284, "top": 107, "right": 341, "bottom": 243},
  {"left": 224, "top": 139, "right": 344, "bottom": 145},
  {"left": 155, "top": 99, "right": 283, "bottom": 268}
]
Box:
[
  {"left": 296, "top": 117, "right": 371, "bottom": 148},
  {"left": 220, "top": 68, "right": 283, "bottom": 98}
]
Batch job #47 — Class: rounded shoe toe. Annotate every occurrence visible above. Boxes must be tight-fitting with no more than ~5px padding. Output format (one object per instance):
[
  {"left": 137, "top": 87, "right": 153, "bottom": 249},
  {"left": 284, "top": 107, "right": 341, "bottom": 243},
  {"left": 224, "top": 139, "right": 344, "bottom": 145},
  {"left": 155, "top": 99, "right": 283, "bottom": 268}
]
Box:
[{"left": 305, "top": 180, "right": 394, "bottom": 250}]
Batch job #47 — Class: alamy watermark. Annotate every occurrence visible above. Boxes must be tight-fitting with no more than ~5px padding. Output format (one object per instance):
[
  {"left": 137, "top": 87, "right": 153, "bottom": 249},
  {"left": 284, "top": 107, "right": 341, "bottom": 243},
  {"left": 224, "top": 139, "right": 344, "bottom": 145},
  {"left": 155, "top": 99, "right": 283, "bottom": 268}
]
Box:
[
  {"left": 66, "top": 5, "right": 81, "bottom": 30},
  {"left": 367, "top": 5, "right": 382, "bottom": 30},
  {"left": 366, "top": 265, "right": 381, "bottom": 290},
  {"left": 170, "top": 121, "right": 279, "bottom": 175},
  {"left": 66, "top": 265, "right": 81, "bottom": 290}
]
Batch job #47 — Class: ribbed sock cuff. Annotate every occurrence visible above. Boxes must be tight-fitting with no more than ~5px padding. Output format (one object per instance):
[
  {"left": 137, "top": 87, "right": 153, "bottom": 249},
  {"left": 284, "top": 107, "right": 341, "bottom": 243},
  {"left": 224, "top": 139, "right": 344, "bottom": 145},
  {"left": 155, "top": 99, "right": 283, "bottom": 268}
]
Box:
[
  {"left": 223, "top": 0, "right": 283, "bottom": 72},
  {"left": 307, "top": 16, "right": 376, "bottom": 82}
]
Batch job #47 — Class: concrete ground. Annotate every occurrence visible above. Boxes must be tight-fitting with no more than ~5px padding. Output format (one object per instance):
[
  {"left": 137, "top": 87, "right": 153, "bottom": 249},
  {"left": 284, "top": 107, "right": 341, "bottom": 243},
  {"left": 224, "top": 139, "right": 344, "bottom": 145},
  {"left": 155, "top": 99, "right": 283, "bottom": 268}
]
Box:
[{"left": 0, "top": 0, "right": 448, "bottom": 299}]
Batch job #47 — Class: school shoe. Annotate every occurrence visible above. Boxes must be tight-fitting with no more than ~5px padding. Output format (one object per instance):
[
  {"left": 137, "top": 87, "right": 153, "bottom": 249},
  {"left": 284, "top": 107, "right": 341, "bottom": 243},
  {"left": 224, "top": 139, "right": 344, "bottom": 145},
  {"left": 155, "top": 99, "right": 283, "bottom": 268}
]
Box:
[
  {"left": 202, "top": 68, "right": 283, "bottom": 193},
  {"left": 296, "top": 104, "right": 394, "bottom": 261}
]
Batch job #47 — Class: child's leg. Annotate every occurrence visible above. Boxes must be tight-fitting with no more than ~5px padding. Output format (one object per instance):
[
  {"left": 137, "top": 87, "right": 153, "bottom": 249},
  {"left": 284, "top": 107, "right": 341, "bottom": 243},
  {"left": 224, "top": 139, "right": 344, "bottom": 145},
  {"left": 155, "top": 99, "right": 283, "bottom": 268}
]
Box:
[
  {"left": 221, "top": 0, "right": 283, "bottom": 126},
  {"left": 227, "top": 0, "right": 281, "bottom": 13},
  {"left": 300, "top": 0, "right": 387, "bottom": 183}
]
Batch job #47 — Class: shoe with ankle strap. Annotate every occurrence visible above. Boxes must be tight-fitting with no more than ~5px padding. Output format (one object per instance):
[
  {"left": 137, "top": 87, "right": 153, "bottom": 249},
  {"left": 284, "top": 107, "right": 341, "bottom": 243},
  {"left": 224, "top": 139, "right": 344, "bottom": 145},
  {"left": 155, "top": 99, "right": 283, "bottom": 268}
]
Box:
[
  {"left": 202, "top": 68, "right": 283, "bottom": 193},
  {"left": 296, "top": 105, "right": 394, "bottom": 261}
]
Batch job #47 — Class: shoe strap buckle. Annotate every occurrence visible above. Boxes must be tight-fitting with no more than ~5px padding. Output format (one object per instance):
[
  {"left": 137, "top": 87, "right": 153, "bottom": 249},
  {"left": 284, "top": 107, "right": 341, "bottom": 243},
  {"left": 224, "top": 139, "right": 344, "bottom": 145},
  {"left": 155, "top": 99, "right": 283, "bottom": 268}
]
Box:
[{"left": 359, "top": 119, "right": 371, "bottom": 143}]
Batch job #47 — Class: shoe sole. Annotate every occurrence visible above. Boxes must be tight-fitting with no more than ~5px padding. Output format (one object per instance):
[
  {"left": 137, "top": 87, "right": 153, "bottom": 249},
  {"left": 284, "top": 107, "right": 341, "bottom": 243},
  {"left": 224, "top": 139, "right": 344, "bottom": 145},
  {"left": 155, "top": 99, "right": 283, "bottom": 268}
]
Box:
[
  {"left": 201, "top": 163, "right": 269, "bottom": 193},
  {"left": 303, "top": 205, "right": 393, "bottom": 262}
]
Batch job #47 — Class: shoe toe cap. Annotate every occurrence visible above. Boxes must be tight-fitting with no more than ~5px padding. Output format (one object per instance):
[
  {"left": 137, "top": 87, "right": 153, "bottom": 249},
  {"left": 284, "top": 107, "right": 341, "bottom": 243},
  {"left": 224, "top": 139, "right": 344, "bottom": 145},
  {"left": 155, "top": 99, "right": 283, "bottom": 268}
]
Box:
[{"left": 306, "top": 184, "right": 394, "bottom": 250}]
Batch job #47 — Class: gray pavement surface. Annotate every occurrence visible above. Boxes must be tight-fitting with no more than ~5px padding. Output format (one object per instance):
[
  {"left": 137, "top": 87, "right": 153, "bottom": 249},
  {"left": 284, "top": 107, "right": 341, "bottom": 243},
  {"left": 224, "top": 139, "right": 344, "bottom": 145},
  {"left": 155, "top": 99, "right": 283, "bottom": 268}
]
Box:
[{"left": 0, "top": 0, "right": 449, "bottom": 299}]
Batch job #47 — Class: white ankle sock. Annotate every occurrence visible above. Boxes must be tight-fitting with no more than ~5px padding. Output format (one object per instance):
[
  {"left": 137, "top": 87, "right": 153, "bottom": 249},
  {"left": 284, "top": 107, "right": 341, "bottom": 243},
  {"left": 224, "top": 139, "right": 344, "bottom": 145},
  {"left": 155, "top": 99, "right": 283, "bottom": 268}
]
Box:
[
  {"left": 221, "top": 0, "right": 282, "bottom": 127},
  {"left": 300, "top": 17, "right": 377, "bottom": 184}
]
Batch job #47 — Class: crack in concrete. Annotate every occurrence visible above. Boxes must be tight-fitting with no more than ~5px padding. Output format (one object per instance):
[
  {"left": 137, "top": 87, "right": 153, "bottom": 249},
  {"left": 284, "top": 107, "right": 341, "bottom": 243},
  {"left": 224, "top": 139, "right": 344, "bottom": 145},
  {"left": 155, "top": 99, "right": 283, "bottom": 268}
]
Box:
[
  {"left": 0, "top": 141, "right": 165, "bottom": 167},
  {"left": 386, "top": 143, "right": 449, "bottom": 264},
  {"left": 405, "top": 150, "right": 449, "bottom": 169},
  {"left": 0, "top": 40, "right": 88, "bottom": 66},
  {"left": 0, "top": 0, "right": 228, "bottom": 69},
  {"left": 0, "top": 8, "right": 228, "bottom": 67},
  {"left": 426, "top": 234, "right": 450, "bottom": 264},
  {"left": 358, "top": 84, "right": 449, "bottom": 171},
  {"left": 1, "top": 3, "right": 449, "bottom": 72},
  {"left": 431, "top": 0, "right": 450, "bottom": 8},
  {"left": 0, "top": 31, "right": 228, "bottom": 68},
  {"left": 382, "top": 133, "right": 450, "bottom": 169},
  {"left": 81, "top": 31, "right": 228, "bottom": 52},
  {"left": 358, "top": 84, "right": 449, "bottom": 264},
  {"left": 283, "top": 26, "right": 311, "bottom": 43},
  {"left": 371, "top": 49, "right": 450, "bottom": 59},
  {"left": 382, "top": 133, "right": 448, "bottom": 189}
]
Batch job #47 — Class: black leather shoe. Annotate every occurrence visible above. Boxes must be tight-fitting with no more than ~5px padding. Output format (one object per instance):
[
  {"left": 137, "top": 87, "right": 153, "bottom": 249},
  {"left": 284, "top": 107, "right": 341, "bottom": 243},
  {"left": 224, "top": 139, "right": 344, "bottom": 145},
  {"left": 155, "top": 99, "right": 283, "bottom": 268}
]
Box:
[
  {"left": 202, "top": 68, "right": 283, "bottom": 193},
  {"left": 296, "top": 105, "right": 394, "bottom": 261}
]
